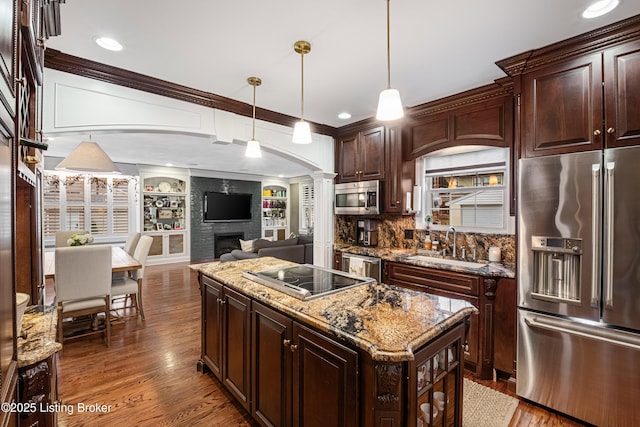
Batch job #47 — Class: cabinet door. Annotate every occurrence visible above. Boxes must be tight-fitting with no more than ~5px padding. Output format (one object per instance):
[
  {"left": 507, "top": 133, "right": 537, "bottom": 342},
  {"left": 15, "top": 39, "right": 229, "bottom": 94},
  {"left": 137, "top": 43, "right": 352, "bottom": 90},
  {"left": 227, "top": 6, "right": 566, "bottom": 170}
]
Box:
[
  {"left": 252, "top": 302, "right": 293, "bottom": 427},
  {"left": 522, "top": 53, "right": 603, "bottom": 157},
  {"left": 336, "top": 133, "right": 359, "bottom": 182},
  {"left": 292, "top": 323, "right": 358, "bottom": 427},
  {"left": 202, "top": 278, "right": 223, "bottom": 380},
  {"left": 493, "top": 278, "right": 516, "bottom": 376},
  {"left": 360, "top": 126, "right": 385, "bottom": 180},
  {"left": 223, "top": 286, "right": 251, "bottom": 411},
  {"left": 385, "top": 125, "right": 415, "bottom": 214},
  {"left": 604, "top": 39, "right": 640, "bottom": 148}
]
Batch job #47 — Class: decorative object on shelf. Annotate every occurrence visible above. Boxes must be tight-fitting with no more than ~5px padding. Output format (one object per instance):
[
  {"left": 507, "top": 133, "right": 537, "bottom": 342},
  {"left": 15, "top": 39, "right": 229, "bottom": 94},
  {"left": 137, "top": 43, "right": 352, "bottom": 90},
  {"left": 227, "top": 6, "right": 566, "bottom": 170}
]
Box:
[
  {"left": 158, "top": 210, "right": 173, "bottom": 219},
  {"left": 292, "top": 40, "right": 312, "bottom": 144},
  {"left": 155, "top": 200, "right": 164, "bottom": 207},
  {"left": 245, "top": 76, "right": 263, "bottom": 158},
  {"left": 158, "top": 181, "right": 171, "bottom": 192},
  {"left": 55, "top": 138, "right": 121, "bottom": 174},
  {"left": 376, "top": 0, "right": 404, "bottom": 121},
  {"left": 67, "top": 232, "right": 94, "bottom": 246}
]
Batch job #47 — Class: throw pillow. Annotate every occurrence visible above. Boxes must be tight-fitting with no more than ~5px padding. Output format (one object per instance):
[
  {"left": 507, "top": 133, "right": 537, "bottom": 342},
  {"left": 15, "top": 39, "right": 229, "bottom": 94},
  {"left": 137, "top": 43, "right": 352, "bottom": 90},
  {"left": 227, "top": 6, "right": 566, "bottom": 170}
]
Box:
[{"left": 240, "top": 238, "right": 256, "bottom": 252}]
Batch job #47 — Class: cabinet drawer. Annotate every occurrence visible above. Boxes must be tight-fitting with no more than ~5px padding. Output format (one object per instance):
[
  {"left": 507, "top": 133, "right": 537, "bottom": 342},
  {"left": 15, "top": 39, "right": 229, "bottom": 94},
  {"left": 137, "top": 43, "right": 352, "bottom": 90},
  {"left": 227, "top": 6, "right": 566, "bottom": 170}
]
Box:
[{"left": 387, "top": 262, "right": 480, "bottom": 296}]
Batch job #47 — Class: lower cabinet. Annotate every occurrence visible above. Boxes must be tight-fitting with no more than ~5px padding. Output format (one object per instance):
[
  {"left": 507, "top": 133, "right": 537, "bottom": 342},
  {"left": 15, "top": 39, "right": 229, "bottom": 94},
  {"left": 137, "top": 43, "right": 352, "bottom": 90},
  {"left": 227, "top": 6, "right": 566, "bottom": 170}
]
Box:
[
  {"left": 199, "top": 275, "right": 251, "bottom": 410},
  {"left": 18, "top": 354, "right": 58, "bottom": 427},
  {"left": 251, "top": 301, "right": 358, "bottom": 427},
  {"left": 385, "top": 261, "right": 499, "bottom": 379}
]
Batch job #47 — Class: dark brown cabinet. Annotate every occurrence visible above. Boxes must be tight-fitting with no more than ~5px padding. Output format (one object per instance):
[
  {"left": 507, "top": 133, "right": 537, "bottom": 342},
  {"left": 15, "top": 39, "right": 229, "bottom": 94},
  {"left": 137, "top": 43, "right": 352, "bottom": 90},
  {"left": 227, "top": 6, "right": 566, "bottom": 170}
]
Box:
[
  {"left": 251, "top": 301, "right": 358, "bottom": 427},
  {"left": 384, "top": 125, "right": 415, "bottom": 214},
  {"left": 333, "top": 250, "right": 342, "bottom": 271},
  {"left": 385, "top": 262, "right": 504, "bottom": 380},
  {"left": 18, "top": 354, "right": 58, "bottom": 427},
  {"left": 336, "top": 126, "right": 385, "bottom": 183},
  {"left": 252, "top": 302, "right": 292, "bottom": 427},
  {"left": 492, "top": 278, "right": 516, "bottom": 379},
  {"left": 199, "top": 275, "right": 251, "bottom": 410},
  {"left": 404, "top": 86, "right": 513, "bottom": 160},
  {"left": 497, "top": 19, "right": 640, "bottom": 157}
]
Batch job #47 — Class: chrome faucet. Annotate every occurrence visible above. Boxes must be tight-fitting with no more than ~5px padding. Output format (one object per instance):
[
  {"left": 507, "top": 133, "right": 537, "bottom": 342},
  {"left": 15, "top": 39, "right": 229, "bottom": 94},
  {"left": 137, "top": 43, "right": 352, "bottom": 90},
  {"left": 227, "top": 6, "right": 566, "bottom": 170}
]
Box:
[{"left": 445, "top": 226, "right": 457, "bottom": 258}]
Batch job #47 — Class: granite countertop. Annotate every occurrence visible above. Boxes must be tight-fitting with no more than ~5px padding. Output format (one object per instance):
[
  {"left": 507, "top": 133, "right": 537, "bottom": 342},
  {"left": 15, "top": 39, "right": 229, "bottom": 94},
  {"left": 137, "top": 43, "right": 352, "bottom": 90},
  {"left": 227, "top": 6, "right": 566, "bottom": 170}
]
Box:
[
  {"left": 192, "top": 257, "right": 477, "bottom": 362},
  {"left": 334, "top": 243, "right": 516, "bottom": 279},
  {"left": 17, "top": 305, "right": 62, "bottom": 368}
]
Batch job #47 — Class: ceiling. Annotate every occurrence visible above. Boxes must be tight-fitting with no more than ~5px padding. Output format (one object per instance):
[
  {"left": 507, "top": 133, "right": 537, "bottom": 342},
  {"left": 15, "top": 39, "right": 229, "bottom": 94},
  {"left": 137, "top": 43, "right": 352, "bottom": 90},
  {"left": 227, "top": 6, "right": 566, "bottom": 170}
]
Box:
[{"left": 44, "top": 0, "right": 640, "bottom": 177}]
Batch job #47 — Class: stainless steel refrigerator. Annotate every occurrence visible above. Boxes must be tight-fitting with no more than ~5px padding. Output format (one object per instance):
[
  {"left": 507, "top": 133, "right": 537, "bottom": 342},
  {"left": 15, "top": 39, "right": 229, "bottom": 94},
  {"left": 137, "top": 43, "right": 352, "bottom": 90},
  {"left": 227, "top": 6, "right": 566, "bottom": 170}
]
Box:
[{"left": 517, "top": 147, "right": 640, "bottom": 426}]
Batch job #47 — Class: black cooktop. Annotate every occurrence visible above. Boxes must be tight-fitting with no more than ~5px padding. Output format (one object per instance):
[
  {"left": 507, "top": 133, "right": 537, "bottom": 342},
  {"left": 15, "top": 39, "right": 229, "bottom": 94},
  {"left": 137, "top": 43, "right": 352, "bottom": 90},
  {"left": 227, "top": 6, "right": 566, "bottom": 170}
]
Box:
[{"left": 242, "top": 264, "right": 375, "bottom": 300}]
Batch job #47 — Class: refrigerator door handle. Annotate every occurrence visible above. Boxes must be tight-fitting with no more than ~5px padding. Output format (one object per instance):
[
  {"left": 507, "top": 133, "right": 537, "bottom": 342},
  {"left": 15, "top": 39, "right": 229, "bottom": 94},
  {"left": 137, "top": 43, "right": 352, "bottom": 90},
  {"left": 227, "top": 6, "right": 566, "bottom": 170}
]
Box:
[
  {"left": 524, "top": 315, "right": 640, "bottom": 351},
  {"left": 591, "top": 164, "right": 601, "bottom": 308},
  {"left": 604, "top": 162, "right": 615, "bottom": 309}
]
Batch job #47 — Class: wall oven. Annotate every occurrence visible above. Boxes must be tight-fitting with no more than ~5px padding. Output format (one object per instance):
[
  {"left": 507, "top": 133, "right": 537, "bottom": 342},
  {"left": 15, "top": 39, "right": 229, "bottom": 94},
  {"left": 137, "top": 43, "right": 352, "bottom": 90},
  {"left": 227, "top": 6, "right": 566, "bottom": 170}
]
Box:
[{"left": 334, "top": 180, "right": 381, "bottom": 215}]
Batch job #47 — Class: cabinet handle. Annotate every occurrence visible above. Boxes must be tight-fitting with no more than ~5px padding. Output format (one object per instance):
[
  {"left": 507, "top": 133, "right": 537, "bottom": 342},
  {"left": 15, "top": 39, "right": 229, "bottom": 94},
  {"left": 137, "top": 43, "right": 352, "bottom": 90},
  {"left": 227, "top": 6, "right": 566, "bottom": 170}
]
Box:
[
  {"left": 290, "top": 344, "right": 298, "bottom": 352},
  {"left": 607, "top": 127, "right": 615, "bottom": 134},
  {"left": 283, "top": 339, "right": 291, "bottom": 347},
  {"left": 15, "top": 77, "right": 26, "bottom": 86},
  {"left": 593, "top": 129, "right": 601, "bottom": 136},
  {"left": 220, "top": 299, "right": 226, "bottom": 305}
]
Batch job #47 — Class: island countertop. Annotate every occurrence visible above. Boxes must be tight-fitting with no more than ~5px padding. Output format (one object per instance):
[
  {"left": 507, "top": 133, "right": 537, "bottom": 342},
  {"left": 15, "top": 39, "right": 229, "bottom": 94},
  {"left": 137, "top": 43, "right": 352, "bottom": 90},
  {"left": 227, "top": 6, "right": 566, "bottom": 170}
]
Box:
[{"left": 192, "top": 257, "right": 477, "bottom": 362}]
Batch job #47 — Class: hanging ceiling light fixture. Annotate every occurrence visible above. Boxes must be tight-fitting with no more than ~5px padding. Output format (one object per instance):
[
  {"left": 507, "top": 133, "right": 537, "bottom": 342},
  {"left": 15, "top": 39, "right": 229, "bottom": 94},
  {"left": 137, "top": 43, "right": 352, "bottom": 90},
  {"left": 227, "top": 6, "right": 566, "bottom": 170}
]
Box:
[
  {"left": 55, "top": 137, "right": 121, "bottom": 174},
  {"left": 376, "top": 0, "right": 404, "bottom": 121},
  {"left": 292, "top": 40, "right": 312, "bottom": 144},
  {"left": 245, "top": 76, "right": 263, "bottom": 158}
]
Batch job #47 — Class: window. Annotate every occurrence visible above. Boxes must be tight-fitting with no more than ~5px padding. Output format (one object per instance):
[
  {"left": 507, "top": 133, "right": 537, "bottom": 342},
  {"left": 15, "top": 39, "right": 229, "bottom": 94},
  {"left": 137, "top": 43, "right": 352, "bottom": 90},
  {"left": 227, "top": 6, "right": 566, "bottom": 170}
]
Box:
[
  {"left": 423, "top": 147, "right": 509, "bottom": 231},
  {"left": 43, "top": 172, "right": 137, "bottom": 243},
  {"left": 299, "top": 182, "right": 314, "bottom": 234}
]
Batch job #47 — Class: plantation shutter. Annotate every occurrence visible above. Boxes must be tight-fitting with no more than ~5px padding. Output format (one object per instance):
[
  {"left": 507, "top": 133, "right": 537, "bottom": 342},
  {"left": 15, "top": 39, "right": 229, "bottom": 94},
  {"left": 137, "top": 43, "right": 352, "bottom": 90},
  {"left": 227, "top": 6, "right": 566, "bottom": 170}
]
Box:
[
  {"left": 65, "top": 176, "right": 86, "bottom": 230},
  {"left": 301, "top": 183, "right": 314, "bottom": 231},
  {"left": 43, "top": 175, "right": 61, "bottom": 237},
  {"left": 112, "top": 178, "right": 130, "bottom": 235}
]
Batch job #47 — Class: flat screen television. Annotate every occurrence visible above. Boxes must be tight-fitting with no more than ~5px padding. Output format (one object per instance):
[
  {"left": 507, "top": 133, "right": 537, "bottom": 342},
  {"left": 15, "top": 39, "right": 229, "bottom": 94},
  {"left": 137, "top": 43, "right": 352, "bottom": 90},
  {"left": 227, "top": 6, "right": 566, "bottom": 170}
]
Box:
[{"left": 203, "top": 191, "right": 252, "bottom": 222}]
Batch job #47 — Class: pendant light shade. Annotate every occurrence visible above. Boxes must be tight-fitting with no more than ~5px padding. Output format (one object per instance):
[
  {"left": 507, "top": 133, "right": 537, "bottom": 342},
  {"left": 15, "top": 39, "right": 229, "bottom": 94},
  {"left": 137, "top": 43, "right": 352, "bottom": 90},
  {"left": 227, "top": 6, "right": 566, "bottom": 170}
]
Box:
[
  {"left": 55, "top": 140, "right": 121, "bottom": 174},
  {"left": 292, "top": 40, "right": 312, "bottom": 144},
  {"left": 245, "top": 76, "right": 262, "bottom": 158},
  {"left": 376, "top": 0, "right": 404, "bottom": 121}
]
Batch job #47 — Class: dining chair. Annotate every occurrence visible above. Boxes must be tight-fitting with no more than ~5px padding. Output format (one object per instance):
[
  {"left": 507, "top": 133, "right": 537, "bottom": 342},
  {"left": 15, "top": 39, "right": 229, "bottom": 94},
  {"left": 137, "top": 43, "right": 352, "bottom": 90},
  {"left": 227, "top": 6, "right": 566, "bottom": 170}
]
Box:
[
  {"left": 55, "top": 244, "right": 112, "bottom": 346},
  {"left": 111, "top": 235, "right": 153, "bottom": 320},
  {"left": 113, "top": 231, "right": 142, "bottom": 280},
  {"left": 55, "top": 230, "right": 89, "bottom": 247},
  {"left": 123, "top": 231, "right": 141, "bottom": 255}
]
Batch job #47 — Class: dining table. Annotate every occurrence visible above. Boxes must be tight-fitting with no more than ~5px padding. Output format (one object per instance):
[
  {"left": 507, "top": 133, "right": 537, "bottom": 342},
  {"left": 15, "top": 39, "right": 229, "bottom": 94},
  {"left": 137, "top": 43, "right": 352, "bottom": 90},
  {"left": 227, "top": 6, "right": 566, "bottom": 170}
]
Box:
[{"left": 44, "top": 245, "right": 142, "bottom": 279}]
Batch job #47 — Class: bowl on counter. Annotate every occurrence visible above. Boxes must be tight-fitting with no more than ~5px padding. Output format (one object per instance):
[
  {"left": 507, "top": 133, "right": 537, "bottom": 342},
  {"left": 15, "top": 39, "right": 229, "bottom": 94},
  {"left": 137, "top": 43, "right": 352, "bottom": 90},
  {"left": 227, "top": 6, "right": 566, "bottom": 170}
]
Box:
[{"left": 16, "top": 292, "right": 30, "bottom": 336}]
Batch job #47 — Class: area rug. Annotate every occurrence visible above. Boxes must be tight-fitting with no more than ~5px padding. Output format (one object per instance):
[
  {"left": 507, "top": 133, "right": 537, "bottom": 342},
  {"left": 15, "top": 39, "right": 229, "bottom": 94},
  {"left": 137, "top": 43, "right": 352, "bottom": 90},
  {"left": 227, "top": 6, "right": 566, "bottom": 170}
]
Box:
[{"left": 463, "top": 378, "right": 518, "bottom": 427}]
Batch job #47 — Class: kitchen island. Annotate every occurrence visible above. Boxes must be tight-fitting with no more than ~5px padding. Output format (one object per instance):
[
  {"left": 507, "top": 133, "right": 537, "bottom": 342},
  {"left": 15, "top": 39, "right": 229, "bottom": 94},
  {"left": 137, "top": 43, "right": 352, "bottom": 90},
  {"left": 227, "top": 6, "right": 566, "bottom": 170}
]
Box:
[{"left": 193, "top": 257, "right": 477, "bottom": 427}]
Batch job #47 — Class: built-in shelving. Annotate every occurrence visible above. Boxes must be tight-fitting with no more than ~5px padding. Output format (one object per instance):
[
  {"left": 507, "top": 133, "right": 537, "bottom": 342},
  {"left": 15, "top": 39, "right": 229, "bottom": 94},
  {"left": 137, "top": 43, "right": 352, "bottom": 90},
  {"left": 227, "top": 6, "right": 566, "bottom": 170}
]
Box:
[{"left": 262, "top": 183, "right": 289, "bottom": 240}]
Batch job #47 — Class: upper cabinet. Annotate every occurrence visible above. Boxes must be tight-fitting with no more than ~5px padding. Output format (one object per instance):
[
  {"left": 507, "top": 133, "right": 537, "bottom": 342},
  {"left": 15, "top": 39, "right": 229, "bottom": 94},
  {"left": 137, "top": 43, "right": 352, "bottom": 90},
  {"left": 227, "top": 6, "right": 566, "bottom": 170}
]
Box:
[
  {"left": 404, "top": 84, "right": 514, "bottom": 160},
  {"left": 336, "top": 125, "right": 385, "bottom": 183},
  {"left": 497, "top": 16, "right": 640, "bottom": 157},
  {"left": 385, "top": 125, "right": 415, "bottom": 214}
]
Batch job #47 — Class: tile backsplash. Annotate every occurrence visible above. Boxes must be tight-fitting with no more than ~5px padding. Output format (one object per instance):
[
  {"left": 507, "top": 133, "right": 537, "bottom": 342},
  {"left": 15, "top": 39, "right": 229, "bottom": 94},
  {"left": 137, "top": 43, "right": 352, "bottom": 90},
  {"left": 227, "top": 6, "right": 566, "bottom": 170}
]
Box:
[{"left": 335, "top": 215, "right": 515, "bottom": 264}]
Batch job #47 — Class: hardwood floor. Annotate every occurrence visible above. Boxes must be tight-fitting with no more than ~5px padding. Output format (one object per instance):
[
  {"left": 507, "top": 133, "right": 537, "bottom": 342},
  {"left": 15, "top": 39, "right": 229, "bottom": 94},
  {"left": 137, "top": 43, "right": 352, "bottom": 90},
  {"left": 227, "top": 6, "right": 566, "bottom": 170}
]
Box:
[{"left": 52, "top": 261, "right": 588, "bottom": 426}]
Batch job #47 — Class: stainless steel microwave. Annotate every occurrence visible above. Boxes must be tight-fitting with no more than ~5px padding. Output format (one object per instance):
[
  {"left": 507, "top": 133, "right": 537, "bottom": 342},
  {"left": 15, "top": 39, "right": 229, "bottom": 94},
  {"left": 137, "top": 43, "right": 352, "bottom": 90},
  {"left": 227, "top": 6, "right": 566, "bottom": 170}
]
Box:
[{"left": 334, "top": 180, "right": 381, "bottom": 215}]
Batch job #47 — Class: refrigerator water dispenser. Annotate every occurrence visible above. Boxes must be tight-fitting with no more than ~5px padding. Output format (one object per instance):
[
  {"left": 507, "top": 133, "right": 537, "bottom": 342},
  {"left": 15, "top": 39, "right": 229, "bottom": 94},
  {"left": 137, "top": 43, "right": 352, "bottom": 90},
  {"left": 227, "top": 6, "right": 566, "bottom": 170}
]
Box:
[{"left": 531, "top": 236, "right": 582, "bottom": 302}]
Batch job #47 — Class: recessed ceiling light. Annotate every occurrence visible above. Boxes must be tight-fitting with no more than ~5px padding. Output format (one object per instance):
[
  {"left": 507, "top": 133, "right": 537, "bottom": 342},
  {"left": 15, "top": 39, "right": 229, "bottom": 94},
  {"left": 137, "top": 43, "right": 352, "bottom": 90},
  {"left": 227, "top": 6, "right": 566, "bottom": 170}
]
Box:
[
  {"left": 95, "top": 37, "right": 123, "bottom": 51},
  {"left": 338, "top": 112, "right": 352, "bottom": 120},
  {"left": 582, "top": 0, "right": 619, "bottom": 19},
  {"left": 165, "top": 163, "right": 173, "bottom": 167}
]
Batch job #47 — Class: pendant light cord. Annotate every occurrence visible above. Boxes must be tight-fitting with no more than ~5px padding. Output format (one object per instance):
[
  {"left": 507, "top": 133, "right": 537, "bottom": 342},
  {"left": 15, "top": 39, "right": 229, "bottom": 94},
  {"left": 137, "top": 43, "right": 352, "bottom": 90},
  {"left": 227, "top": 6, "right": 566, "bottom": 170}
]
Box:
[
  {"left": 386, "top": 0, "right": 391, "bottom": 89},
  {"left": 252, "top": 83, "right": 257, "bottom": 140},
  {"left": 300, "top": 53, "right": 305, "bottom": 120}
]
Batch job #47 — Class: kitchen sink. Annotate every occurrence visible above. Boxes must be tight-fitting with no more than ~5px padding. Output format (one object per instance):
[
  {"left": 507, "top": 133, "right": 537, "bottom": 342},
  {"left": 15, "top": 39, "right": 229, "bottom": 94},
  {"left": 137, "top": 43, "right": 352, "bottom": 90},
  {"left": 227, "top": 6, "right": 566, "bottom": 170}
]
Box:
[{"left": 405, "top": 255, "right": 489, "bottom": 270}]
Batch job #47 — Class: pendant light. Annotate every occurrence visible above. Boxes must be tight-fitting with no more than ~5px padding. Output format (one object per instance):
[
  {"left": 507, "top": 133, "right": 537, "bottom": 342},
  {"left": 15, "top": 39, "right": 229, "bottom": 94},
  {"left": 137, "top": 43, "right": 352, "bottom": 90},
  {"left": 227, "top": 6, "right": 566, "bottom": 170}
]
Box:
[
  {"left": 376, "top": 0, "right": 404, "bottom": 121},
  {"left": 55, "top": 137, "right": 121, "bottom": 174},
  {"left": 292, "top": 40, "right": 312, "bottom": 144},
  {"left": 245, "top": 76, "right": 262, "bottom": 158}
]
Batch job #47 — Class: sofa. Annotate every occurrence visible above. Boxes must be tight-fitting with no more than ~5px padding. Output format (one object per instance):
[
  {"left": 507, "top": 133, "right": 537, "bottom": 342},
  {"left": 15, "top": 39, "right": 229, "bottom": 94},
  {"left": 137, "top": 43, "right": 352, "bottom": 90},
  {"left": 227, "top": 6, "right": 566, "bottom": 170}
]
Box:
[{"left": 219, "top": 235, "right": 313, "bottom": 264}]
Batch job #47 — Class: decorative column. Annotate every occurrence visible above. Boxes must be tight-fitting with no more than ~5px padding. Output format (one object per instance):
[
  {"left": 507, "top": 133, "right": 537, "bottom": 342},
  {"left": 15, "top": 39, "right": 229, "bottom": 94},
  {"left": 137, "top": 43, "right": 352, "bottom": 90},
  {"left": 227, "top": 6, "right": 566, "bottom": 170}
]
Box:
[{"left": 311, "top": 171, "right": 336, "bottom": 268}]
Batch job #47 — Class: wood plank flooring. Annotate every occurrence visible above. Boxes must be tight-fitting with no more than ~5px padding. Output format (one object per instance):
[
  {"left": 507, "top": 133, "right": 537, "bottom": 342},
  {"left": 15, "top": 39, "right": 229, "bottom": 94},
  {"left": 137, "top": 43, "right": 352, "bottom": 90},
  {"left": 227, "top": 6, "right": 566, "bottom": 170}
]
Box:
[{"left": 52, "top": 261, "right": 588, "bottom": 426}]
